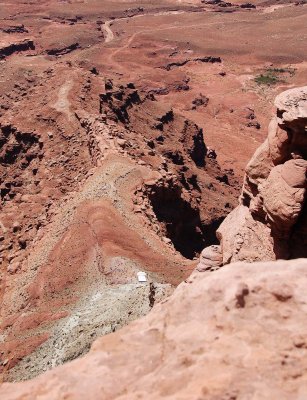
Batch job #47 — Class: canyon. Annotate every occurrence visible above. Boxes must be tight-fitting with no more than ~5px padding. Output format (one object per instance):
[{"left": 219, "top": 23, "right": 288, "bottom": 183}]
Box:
[{"left": 0, "top": 0, "right": 306, "bottom": 397}]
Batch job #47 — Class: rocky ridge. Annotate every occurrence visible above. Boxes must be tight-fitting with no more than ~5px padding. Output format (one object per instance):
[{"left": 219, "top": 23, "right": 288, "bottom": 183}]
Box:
[{"left": 198, "top": 86, "right": 307, "bottom": 272}]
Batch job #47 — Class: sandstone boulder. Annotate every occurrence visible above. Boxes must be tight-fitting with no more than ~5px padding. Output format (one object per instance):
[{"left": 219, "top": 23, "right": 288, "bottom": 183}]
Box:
[
  {"left": 2, "top": 259, "right": 307, "bottom": 399},
  {"left": 260, "top": 160, "right": 306, "bottom": 236},
  {"left": 207, "top": 86, "right": 307, "bottom": 264},
  {"left": 245, "top": 138, "right": 273, "bottom": 185},
  {"left": 196, "top": 244, "right": 222, "bottom": 271},
  {"left": 217, "top": 204, "right": 275, "bottom": 263},
  {"left": 267, "top": 116, "right": 291, "bottom": 164}
]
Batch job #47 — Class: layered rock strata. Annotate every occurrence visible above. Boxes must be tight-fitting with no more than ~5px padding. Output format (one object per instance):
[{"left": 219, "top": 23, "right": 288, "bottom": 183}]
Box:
[{"left": 198, "top": 86, "right": 307, "bottom": 271}]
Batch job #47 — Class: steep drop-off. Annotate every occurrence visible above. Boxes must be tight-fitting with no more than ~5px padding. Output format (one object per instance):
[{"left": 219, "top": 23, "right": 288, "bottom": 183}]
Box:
[{"left": 0, "top": 78, "right": 237, "bottom": 382}]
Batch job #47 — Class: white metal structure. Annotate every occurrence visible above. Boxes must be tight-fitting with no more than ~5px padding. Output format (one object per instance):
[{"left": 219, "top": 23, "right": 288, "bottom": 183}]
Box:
[{"left": 137, "top": 271, "right": 147, "bottom": 282}]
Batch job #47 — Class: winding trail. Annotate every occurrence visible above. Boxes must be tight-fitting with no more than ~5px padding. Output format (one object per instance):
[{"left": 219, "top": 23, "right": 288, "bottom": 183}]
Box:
[
  {"left": 102, "top": 8, "right": 231, "bottom": 71},
  {"left": 103, "top": 20, "right": 114, "bottom": 43},
  {"left": 102, "top": 10, "right": 187, "bottom": 45},
  {"left": 102, "top": 2, "right": 297, "bottom": 46}
]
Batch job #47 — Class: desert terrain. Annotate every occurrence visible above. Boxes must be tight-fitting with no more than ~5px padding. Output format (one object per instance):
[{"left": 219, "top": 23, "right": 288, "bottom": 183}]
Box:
[{"left": 0, "top": 0, "right": 306, "bottom": 394}]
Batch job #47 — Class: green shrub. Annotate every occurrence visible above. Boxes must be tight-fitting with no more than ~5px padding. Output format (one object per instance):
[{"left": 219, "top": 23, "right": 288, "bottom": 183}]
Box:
[
  {"left": 254, "top": 72, "right": 281, "bottom": 85},
  {"left": 254, "top": 66, "right": 296, "bottom": 86},
  {"left": 267, "top": 67, "right": 296, "bottom": 77}
]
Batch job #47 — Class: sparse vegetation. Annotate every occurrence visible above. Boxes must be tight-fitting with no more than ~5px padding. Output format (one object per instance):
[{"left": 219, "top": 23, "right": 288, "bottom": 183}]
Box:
[
  {"left": 255, "top": 72, "right": 282, "bottom": 85},
  {"left": 254, "top": 66, "right": 296, "bottom": 86},
  {"left": 267, "top": 67, "right": 296, "bottom": 77}
]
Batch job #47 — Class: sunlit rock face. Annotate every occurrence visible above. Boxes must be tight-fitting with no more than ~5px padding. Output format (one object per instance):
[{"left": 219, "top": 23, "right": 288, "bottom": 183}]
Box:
[
  {"left": 203, "top": 86, "right": 307, "bottom": 266},
  {"left": 2, "top": 258, "right": 307, "bottom": 399}
]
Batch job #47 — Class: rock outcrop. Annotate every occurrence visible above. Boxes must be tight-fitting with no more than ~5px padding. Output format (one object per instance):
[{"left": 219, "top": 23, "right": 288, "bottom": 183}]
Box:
[
  {"left": 0, "top": 39, "right": 35, "bottom": 59},
  {"left": 196, "top": 244, "right": 222, "bottom": 272},
  {"left": 2, "top": 258, "right": 307, "bottom": 399},
  {"left": 200, "top": 86, "right": 307, "bottom": 268},
  {"left": 0, "top": 79, "right": 238, "bottom": 382}
]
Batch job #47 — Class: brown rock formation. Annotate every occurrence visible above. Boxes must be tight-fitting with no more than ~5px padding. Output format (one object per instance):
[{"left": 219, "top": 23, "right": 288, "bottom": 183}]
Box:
[
  {"left": 196, "top": 244, "right": 222, "bottom": 272},
  {"left": 204, "top": 86, "right": 307, "bottom": 266},
  {"left": 0, "top": 39, "right": 35, "bottom": 60},
  {"left": 0, "top": 79, "right": 237, "bottom": 382},
  {"left": 2, "top": 258, "right": 307, "bottom": 399}
]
